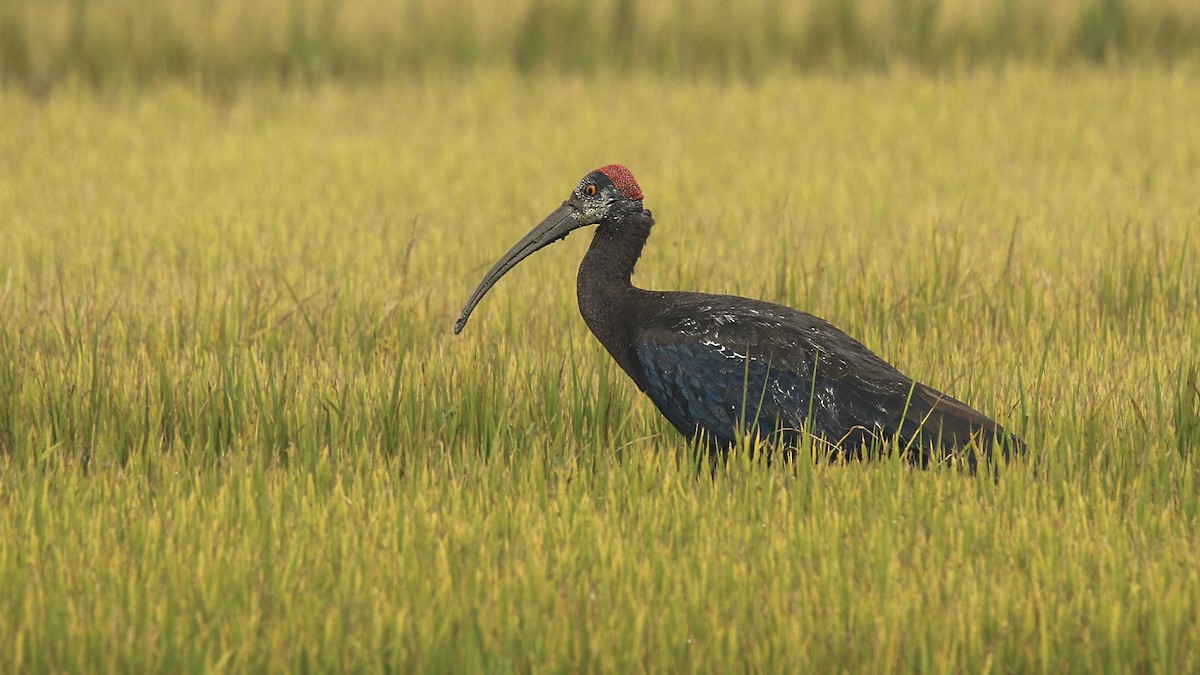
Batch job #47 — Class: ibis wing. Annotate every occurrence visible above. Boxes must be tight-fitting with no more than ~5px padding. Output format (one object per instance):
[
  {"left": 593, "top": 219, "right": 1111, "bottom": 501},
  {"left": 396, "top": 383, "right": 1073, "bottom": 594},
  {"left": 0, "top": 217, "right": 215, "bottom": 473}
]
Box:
[
  {"left": 629, "top": 292, "right": 1023, "bottom": 463},
  {"left": 629, "top": 292, "right": 912, "bottom": 450},
  {"left": 634, "top": 339, "right": 895, "bottom": 450}
]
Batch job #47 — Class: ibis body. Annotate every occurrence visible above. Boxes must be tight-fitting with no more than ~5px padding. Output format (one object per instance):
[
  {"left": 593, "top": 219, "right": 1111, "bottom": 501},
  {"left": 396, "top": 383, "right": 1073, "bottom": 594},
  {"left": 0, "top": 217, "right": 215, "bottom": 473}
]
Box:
[{"left": 455, "top": 165, "right": 1025, "bottom": 469}]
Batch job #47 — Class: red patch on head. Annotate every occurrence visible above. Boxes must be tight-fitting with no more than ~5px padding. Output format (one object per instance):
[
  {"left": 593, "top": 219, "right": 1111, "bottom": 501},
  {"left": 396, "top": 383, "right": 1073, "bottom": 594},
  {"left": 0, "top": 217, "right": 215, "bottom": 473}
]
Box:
[{"left": 597, "top": 164, "right": 644, "bottom": 201}]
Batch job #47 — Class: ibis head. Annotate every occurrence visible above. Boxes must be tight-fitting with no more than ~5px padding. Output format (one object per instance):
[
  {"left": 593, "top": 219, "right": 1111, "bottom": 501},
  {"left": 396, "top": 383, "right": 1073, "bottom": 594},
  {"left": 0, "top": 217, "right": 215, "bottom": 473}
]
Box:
[{"left": 454, "top": 165, "right": 644, "bottom": 334}]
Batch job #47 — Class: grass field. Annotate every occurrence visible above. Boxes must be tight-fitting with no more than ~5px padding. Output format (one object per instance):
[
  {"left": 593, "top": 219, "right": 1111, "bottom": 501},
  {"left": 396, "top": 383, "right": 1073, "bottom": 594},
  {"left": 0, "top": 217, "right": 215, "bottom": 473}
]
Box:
[{"left": 2, "top": 67, "right": 1200, "bottom": 671}]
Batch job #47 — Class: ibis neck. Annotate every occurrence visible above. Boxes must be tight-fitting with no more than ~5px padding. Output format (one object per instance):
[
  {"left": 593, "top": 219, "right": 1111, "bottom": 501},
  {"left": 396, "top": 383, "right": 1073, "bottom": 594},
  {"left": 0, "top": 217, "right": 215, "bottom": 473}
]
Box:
[
  {"left": 576, "top": 212, "right": 654, "bottom": 375},
  {"left": 578, "top": 213, "right": 652, "bottom": 291}
]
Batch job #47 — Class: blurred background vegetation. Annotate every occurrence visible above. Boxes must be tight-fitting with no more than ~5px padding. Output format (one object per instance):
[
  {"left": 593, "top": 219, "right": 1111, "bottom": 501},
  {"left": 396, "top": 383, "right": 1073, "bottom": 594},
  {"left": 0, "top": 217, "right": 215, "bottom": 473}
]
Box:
[{"left": 1, "top": 0, "right": 1198, "bottom": 93}]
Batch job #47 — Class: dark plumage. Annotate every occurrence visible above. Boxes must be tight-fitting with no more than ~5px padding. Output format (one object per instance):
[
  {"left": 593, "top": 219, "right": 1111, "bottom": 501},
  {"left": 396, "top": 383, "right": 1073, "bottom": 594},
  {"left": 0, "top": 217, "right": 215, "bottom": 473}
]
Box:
[{"left": 456, "top": 165, "right": 1025, "bottom": 470}]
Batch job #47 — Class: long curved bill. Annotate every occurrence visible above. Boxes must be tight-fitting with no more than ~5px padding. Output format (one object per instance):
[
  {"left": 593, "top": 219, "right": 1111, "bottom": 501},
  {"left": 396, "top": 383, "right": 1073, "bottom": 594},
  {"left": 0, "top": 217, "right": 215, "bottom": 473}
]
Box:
[{"left": 454, "top": 201, "right": 583, "bottom": 334}]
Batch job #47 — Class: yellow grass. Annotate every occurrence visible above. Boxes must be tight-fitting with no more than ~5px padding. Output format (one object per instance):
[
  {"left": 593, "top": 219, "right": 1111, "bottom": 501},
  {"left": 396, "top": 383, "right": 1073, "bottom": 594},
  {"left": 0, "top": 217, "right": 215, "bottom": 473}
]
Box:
[{"left": 1, "top": 68, "right": 1199, "bottom": 670}]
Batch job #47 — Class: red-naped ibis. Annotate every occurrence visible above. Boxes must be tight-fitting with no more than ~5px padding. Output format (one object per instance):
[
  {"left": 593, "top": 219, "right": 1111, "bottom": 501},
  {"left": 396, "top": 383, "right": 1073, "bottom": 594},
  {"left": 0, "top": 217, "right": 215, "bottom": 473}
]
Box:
[{"left": 454, "top": 165, "right": 1025, "bottom": 470}]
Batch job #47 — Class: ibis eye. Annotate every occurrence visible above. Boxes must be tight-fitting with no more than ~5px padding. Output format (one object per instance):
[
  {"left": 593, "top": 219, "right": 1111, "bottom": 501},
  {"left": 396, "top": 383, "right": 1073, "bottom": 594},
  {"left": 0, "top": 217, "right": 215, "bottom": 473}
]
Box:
[{"left": 584, "top": 184, "right": 597, "bottom": 197}]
